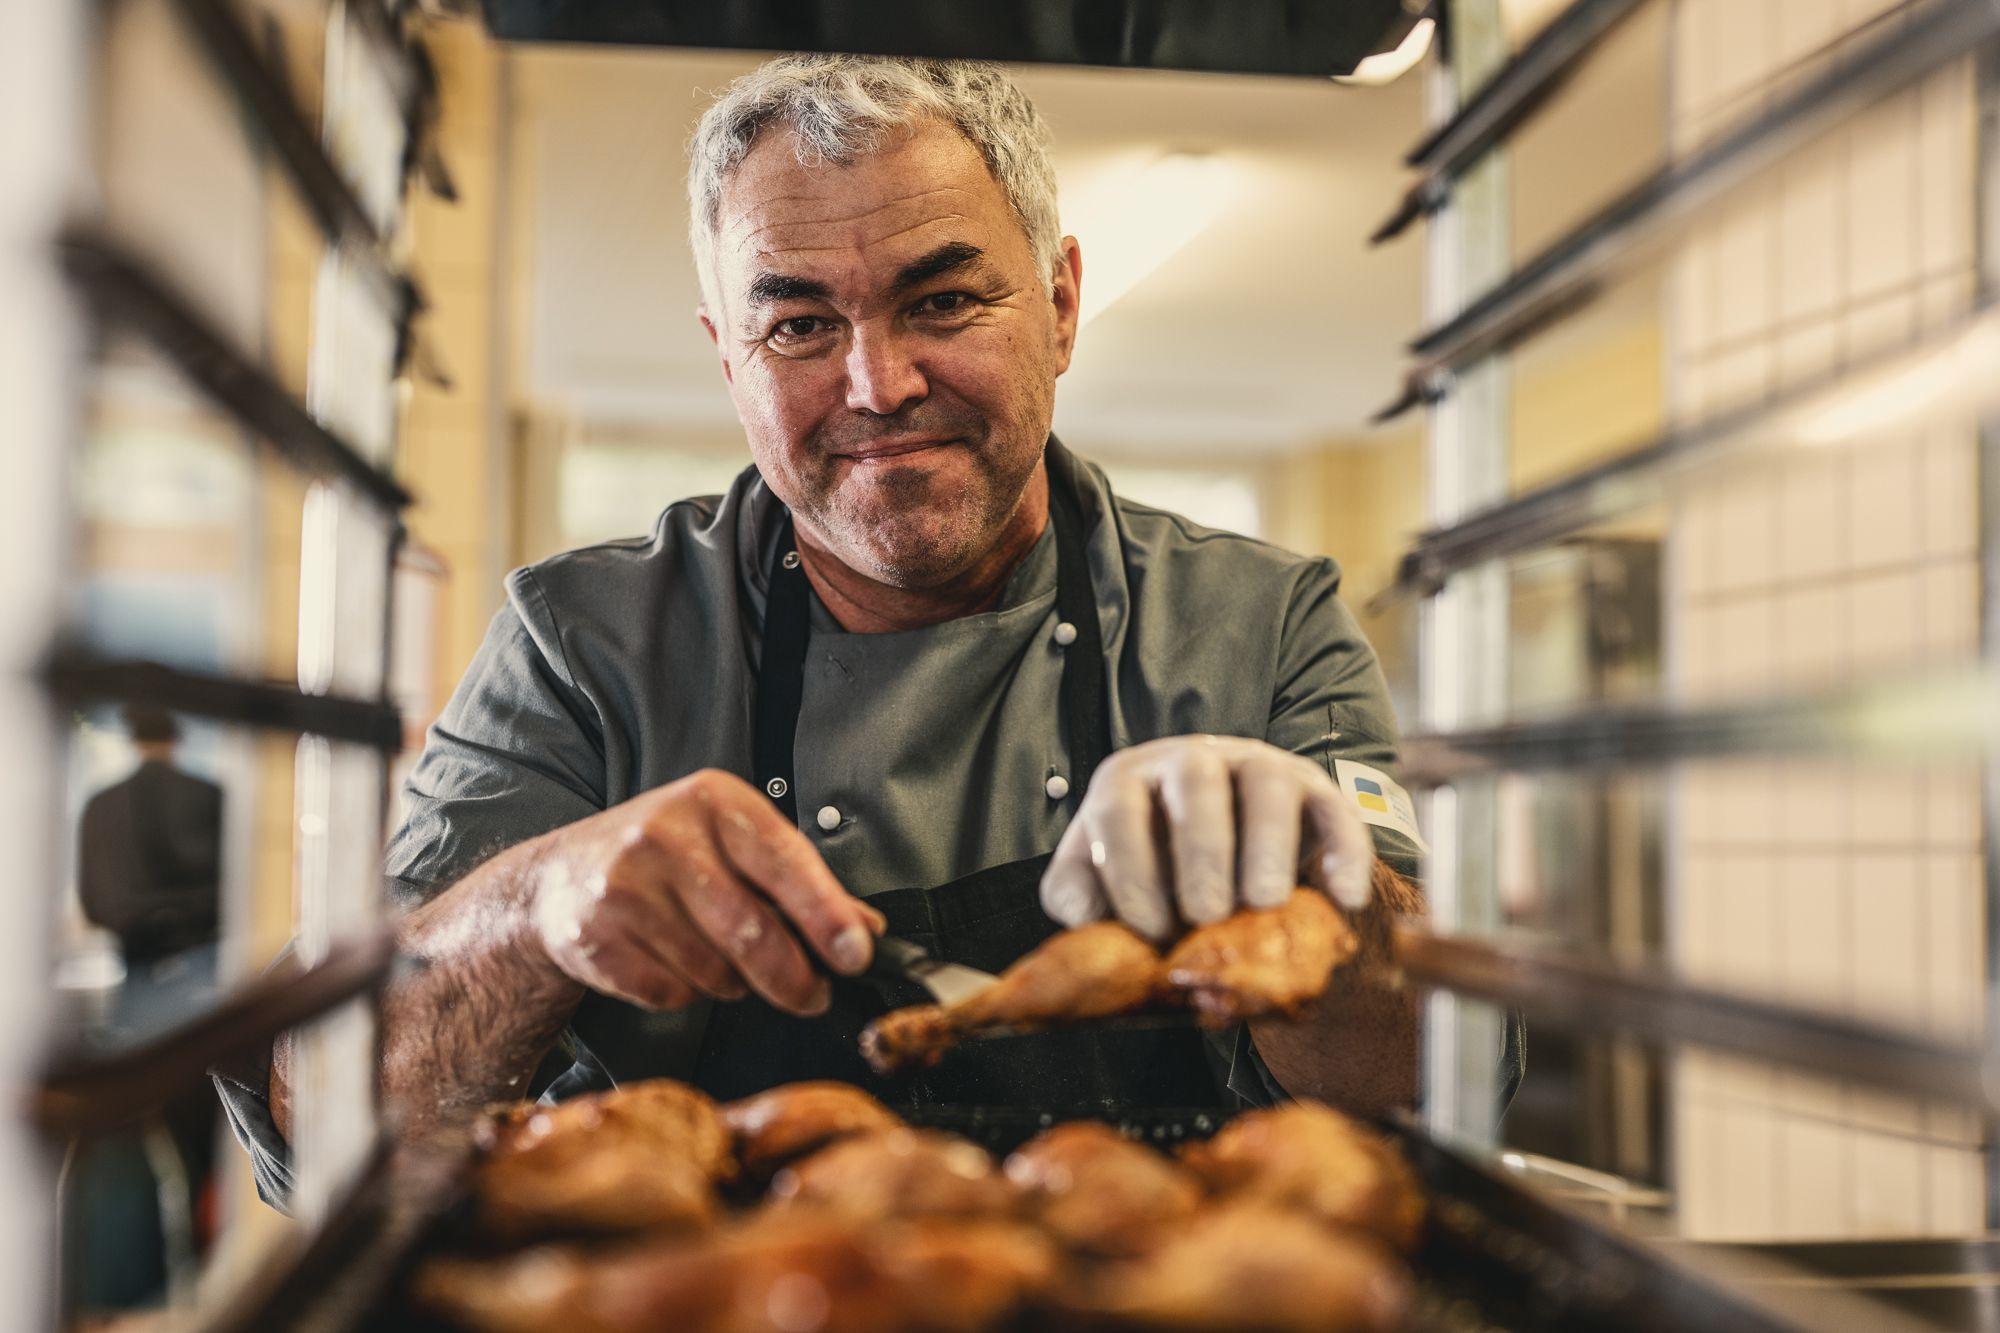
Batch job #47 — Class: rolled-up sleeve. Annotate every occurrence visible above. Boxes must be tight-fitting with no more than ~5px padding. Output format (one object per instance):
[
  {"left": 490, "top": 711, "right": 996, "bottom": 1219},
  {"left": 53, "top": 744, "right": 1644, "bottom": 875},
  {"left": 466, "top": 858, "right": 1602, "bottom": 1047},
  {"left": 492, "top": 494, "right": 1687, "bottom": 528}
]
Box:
[{"left": 212, "top": 568, "right": 610, "bottom": 1209}]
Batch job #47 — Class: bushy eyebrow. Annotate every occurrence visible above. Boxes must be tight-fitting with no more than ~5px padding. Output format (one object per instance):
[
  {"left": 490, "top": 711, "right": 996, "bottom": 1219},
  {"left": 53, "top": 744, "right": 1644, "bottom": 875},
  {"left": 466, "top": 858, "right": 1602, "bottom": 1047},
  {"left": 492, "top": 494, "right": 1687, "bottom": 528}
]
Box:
[
  {"left": 745, "top": 272, "right": 832, "bottom": 306},
  {"left": 743, "top": 241, "right": 988, "bottom": 309},
  {"left": 891, "top": 241, "right": 986, "bottom": 292}
]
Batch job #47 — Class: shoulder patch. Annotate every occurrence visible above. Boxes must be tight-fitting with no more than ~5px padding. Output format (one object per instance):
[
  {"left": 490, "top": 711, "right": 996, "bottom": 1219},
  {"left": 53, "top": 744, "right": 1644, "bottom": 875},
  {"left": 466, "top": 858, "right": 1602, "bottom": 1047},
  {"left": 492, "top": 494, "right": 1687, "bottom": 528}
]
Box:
[{"left": 1334, "top": 758, "right": 1428, "bottom": 855}]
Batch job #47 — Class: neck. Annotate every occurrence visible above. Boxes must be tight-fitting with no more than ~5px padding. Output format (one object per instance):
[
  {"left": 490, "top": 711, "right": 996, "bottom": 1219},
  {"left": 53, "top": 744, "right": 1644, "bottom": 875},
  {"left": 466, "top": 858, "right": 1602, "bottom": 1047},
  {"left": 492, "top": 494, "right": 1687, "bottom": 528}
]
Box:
[{"left": 794, "top": 464, "right": 1051, "bottom": 633}]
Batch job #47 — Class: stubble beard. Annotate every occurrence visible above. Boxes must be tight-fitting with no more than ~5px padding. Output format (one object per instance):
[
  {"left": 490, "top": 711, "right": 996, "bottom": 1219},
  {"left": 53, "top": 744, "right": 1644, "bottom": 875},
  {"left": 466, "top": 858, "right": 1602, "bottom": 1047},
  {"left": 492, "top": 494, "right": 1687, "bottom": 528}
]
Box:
[{"left": 793, "top": 439, "right": 1035, "bottom": 589}]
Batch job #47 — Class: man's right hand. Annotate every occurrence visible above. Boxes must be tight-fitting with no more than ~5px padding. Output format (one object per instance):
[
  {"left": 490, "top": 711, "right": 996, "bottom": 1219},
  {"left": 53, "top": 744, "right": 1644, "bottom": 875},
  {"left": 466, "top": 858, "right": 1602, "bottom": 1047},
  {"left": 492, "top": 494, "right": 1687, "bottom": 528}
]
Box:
[{"left": 525, "top": 769, "right": 883, "bottom": 1016}]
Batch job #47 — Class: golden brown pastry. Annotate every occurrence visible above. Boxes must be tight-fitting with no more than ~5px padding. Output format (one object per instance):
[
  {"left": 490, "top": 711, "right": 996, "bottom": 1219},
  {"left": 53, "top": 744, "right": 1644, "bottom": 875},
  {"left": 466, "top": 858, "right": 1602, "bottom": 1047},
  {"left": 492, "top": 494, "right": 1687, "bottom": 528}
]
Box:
[
  {"left": 1002, "top": 1121, "right": 1203, "bottom": 1258},
  {"left": 721, "top": 1080, "right": 905, "bottom": 1177},
  {"left": 1179, "top": 1102, "right": 1424, "bottom": 1252},
  {"left": 1073, "top": 1202, "right": 1412, "bottom": 1333},
  {"left": 472, "top": 1079, "right": 733, "bottom": 1242},
  {"left": 1162, "top": 889, "right": 1359, "bottom": 1026},
  {"left": 861, "top": 920, "right": 1167, "bottom": 1073},
  {"left": 768, "top": 1127, "right": 1017, "bottom": 1222}
]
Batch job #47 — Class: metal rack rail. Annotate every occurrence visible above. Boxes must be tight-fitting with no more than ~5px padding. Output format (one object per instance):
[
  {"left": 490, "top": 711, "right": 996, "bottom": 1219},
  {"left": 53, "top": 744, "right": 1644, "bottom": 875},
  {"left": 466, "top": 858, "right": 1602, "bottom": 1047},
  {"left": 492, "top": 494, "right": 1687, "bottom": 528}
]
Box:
[
  {"left": 1394, "top": 924, "right": 1995, "bottom": 1114},
  {"left": 1396, "top": 666, "right": 2000, "bottom": 785},
  {"left": 169, "top": 0, "right": 420, "bottom": 319},
  {"left": 1372, "top": 298, "right": 2000, "bottom": 605},
  {"left": 59, "top": 232, "right": 412, "bottom": 516},
  {"left": 1376, "top": 0, "right": 2000, "bottom": 419},
  {"left": 34, "top": 930, "right": 397, "bottom": 1140},
  {"left": 43, "top": 652, "right": 403, "bottom": 751},
  {"left": 1373, "top": 0, "right": 1648, "bottom": 243}
]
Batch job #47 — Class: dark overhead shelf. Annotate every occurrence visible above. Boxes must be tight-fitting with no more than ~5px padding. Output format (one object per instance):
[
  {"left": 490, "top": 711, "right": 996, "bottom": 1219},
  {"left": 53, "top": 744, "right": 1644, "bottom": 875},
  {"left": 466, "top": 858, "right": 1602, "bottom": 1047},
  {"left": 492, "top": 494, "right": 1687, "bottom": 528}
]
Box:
[
  {"left": 60, "top": 232, "right": 412, "bottom": 516},
  {"left": 478, "top": 0, "right": 1420, "bottom": 79}
]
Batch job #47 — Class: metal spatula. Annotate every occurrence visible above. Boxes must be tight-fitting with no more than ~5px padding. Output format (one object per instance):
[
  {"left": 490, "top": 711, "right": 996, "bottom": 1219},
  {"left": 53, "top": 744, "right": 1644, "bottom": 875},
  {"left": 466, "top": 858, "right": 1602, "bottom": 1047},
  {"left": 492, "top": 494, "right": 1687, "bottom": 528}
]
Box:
[{"left": 862, "top": 935, "right": 999, "bottom": 1007}]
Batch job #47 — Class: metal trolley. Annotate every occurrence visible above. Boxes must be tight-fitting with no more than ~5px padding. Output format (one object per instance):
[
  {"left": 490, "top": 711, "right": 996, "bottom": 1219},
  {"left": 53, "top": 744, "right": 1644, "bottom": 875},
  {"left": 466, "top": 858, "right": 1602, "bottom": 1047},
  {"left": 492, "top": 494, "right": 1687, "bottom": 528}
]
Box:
[{"left": 6, "top": 0, "right": 1997, "bottom": 1329}]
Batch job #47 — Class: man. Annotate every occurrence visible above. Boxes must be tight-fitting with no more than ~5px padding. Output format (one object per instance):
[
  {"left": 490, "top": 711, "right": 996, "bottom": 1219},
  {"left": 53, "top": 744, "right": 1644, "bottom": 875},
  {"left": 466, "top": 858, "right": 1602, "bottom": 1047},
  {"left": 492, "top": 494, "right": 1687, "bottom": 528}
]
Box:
[
  {"left": 79, "top": 705, "right": 223, "bottom": 966},
  {"left": 218, "top": 55, "right": 1429, "bottom": 1203}
]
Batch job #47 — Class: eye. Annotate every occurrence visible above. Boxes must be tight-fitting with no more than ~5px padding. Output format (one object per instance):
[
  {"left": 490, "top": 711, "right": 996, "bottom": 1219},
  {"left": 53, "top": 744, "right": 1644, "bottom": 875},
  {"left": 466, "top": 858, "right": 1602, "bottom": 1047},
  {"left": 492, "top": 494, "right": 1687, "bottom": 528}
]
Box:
[
  {"left": 914, "top": 292, "right": 977, "bottom": 317},
  {"left": 771, "top": 316, "right": 827, "bottom": 341}
]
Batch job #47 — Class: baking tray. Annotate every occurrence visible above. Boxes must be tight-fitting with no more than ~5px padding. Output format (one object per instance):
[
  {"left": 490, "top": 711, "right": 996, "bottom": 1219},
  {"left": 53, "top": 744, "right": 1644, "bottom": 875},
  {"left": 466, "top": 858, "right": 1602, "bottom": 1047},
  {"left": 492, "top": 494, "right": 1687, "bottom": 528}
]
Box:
[{"left": 209, "top": 1098, "right": 1922, "bottom": 1333}]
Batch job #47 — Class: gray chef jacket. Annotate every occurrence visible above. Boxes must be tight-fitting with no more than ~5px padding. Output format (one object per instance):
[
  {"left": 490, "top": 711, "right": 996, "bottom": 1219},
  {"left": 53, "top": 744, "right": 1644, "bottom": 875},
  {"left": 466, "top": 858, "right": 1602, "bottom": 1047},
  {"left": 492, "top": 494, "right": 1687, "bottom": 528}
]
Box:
[{"left": 216, "top": 443, "right": 1420, "bottom": 1205}]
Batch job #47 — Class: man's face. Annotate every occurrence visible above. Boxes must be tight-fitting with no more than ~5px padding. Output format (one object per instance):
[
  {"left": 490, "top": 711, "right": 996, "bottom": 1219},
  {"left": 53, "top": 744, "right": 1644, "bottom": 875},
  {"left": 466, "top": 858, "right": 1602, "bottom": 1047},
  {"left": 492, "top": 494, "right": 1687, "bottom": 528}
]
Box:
[{"left": 701, "top": 120, "right": 1081, "bottom": 588}]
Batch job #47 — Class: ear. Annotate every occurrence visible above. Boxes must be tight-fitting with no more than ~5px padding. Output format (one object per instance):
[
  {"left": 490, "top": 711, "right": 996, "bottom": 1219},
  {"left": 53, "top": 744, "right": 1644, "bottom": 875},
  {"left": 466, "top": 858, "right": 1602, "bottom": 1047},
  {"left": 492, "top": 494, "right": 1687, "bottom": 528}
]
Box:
[
  {"left": 697, "top": 304, "right": 734, "bottom": 386},
  {"left": 1049, "top": 236, "right": 1083, "bottom": 377}
]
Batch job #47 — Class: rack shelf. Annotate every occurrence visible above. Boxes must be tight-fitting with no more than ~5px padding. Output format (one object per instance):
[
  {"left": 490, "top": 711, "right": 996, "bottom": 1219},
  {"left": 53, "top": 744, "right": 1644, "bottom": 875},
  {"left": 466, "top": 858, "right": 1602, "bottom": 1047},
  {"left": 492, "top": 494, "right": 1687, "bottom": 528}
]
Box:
[
  {"left": 1397, "top": 923, "right": 1994, "bottom": 1114},
  {"left": 1376, "top": 0, "right": 2000, "bottom": 419},
  {"left": 35, "top": 929, "right": 396, "bottom": 1140},
  {"left": 1373, "top": 0, "right": 1647, "bottom": 244},
  {"left": 1371, "top": 298, "right": 2000, "bottom": 607},
  {"left": 45, "top": 651, "right": 404, "bottom": 750},
  {"left": 60, "top": 232, "right": 412, "bottom": 515},
  {"left": 1397, "top": 665, "right": 2000, "bottom": 786}
]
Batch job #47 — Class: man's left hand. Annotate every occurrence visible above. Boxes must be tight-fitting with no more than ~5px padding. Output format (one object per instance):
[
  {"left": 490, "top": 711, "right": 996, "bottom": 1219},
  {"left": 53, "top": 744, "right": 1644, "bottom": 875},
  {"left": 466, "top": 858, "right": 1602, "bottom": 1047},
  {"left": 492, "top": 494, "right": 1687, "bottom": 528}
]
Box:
[{"left": 1039, "top": 735, "right": 1375, "bottom": 941}]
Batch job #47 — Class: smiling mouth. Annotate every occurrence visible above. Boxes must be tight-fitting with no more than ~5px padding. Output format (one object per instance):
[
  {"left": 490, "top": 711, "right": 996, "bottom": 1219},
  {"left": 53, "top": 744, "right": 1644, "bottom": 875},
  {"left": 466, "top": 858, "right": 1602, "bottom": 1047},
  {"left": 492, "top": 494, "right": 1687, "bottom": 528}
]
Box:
[{"left": 837, "top": 438, "right": 954, "bottom": 463}]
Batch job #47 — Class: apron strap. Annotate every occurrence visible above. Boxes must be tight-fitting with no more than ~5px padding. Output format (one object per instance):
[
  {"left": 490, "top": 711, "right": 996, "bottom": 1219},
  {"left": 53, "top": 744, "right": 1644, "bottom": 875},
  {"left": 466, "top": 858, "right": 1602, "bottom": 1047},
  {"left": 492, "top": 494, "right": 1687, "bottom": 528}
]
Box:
[
  {"left": 752, "top": 440, "right": 1109, "bottom": 825},
  {"left": 753, "top": 527, "right": 810, "bottom": 825}
]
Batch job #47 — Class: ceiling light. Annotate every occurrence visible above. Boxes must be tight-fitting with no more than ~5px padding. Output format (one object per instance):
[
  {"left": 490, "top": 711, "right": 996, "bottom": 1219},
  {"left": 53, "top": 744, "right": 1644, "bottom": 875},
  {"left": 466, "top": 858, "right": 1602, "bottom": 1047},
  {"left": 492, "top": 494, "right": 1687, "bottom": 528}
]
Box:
[
  {"left": 1334, "top": 18, "right": 1435, "bottom": 87},
  {"left": 1063, "top": 150, "right": 1236, "bottom": 328}
]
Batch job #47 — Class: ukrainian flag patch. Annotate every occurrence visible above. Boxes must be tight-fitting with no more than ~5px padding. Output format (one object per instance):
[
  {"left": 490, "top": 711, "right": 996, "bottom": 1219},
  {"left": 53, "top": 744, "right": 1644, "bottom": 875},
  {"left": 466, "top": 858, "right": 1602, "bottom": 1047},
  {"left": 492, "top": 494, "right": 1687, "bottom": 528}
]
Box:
[{"left": 1333, "top": 758, "right": 1427, "bottom": 853}]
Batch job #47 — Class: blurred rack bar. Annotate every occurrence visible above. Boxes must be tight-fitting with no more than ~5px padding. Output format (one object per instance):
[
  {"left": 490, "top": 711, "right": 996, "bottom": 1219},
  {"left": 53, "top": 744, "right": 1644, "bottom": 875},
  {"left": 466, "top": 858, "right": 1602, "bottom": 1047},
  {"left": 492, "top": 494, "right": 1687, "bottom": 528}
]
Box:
[
  {"left": 1373, "top": 0, "right": 1647, "bottom": 243},
  {"left": 1394, "top": 924, "right": 1996, "bottom": 1113},
  {"left": 34, "top": 930, "right": 397, "bottom": 1140},
  {"left": 43, "top": 652, "right": 403, "bottom": 749},
  {"left": 1397, "top": 666, "right": 2000, "bottom": 786},
  {"left": 58, "top": 232, "right": 412, "bottom": 515},
  {"left": 1376, "top": 0, "right": 2000, "bottom": 418},
  {"left": 1373, "top": 299, "right": 2000, "bottom": 605},
  {"left": 170, "top": 0, "right": 418, "bottom": 316}
]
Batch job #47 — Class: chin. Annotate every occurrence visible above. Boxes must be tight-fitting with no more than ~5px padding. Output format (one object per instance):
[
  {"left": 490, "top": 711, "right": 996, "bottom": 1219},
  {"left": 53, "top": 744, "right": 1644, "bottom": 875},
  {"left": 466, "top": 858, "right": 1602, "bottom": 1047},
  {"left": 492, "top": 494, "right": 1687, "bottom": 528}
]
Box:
[{"left": 838, "top": 517, "right": 982, "bottom": 589}]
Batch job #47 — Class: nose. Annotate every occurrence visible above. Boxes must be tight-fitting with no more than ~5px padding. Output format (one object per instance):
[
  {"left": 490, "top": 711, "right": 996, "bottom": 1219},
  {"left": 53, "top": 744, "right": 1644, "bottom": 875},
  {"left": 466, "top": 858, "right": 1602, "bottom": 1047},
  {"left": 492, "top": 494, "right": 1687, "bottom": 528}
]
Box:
[{"left": 842, "top": 323, "right": 927, "bottom": 416}]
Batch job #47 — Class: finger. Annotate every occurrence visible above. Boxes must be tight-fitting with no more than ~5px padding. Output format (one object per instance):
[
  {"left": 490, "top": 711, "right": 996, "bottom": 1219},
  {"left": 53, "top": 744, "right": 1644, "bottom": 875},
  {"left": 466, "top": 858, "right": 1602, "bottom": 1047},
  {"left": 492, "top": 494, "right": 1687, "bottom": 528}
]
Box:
[
  {"left": 1041, "top": 819, "right": 1109, "bottom": 926},
  {"left": 1235, "top": 754, "right": 1307, "bottom": 909},
  {"left": 706, "top": 784, "right": 876, "bottom": 976},
  {"left": 668, "top": 852, "right": 828, "bottom": 1016},
  {"left": 1090, "top": 775, "right": 1175, "bottom": 942},
  {"left": 574, "top": 936, "right": 700, "bottom": 1012},
  {"left": 1301, "top": 766, "right": 1375, "bottom": 909},
  {"left": 1158, "top": 745, "right": 1235, "bottom": 925},
  {"left": 595, "top": 879, "right": 747, "bottom": 1001}
]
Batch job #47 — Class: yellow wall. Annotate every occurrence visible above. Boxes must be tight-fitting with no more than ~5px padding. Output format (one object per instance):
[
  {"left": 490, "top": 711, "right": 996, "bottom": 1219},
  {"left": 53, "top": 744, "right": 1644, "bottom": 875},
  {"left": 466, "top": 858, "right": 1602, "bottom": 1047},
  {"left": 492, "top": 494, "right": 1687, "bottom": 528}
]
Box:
[
  {"left": 1509, "top": 316, "right": 1664, "bottom": 492},
  {"left": 400, "top": 21, "right": 509, "bottom": 720}
]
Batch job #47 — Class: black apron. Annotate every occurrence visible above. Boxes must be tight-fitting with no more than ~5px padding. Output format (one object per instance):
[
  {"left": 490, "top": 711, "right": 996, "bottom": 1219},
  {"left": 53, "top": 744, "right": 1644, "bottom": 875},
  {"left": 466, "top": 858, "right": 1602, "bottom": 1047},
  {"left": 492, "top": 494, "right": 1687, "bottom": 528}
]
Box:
[{"left": 690, "top": 445, "right": 1227, "bottom": 1113}]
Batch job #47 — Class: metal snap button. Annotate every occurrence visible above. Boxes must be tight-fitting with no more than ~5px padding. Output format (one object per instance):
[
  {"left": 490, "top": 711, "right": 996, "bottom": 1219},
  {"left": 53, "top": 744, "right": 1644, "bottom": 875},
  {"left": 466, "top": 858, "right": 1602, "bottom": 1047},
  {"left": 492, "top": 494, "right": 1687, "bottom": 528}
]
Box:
[
  {"left": 1052, "top": 621, "right": 1077, "bottom": 646},
  {"left": 781, "top": 550, "right": 801, "bottom": 570},
  {"left": 765, "top": 776, "right": 789, "bottom": 799},
  {"left": 1044, "top": 774, "right": 1070, "bottom": 800},
  {"left": 816, "top": 804, "right": 841, "bottom": 832}
]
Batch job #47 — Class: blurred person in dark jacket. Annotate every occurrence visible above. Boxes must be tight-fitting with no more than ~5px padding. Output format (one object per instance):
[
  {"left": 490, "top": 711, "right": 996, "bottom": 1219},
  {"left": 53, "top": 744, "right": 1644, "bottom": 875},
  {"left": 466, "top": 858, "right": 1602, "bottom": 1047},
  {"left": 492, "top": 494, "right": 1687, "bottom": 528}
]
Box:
[{"left": 78, "top": 706, "right": 222, "bottom": 966}]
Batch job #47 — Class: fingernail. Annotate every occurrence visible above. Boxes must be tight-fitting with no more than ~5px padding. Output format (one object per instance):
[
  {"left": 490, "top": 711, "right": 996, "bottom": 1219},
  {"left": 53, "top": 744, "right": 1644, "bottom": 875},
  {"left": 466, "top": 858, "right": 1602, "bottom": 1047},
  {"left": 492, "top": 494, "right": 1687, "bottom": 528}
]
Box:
[
  {"left": 828, "top": 924, "right": 872, "bottom": 975},
  {"left": 803, "top": 982, "right": 831, "bottom": 1016}
]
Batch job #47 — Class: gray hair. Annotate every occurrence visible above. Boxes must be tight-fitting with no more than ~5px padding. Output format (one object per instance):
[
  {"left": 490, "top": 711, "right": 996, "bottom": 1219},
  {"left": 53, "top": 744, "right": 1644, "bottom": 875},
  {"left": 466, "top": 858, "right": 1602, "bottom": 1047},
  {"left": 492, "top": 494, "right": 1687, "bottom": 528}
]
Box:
[{"left": 687, "top": 55, "right": 1060, "bottom": 309}]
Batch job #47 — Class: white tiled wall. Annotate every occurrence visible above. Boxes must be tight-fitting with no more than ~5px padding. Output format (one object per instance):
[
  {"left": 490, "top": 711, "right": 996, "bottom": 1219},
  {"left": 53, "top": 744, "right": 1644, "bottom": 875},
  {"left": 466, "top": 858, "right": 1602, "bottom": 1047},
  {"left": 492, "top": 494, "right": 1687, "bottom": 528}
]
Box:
[{"left": 1664, "top": 0, "right": 1987, "bottom": 1239}]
